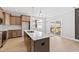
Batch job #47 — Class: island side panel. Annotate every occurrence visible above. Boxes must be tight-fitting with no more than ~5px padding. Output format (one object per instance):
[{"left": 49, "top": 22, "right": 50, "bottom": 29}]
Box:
[
  {"left": 24, "top": 30, "right": 50, "bottom": 52},
  {"left": 34, "top": 37, "right": 50, "bottom": 52},
  {"left": 24, "top": 31, "right": 31, "bottom": 52}
]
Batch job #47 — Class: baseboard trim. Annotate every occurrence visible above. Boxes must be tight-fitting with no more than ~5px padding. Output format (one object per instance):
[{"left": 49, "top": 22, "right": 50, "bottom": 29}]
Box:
[{"left": 62, "top": 36, "right": 79, "bottom": 42}]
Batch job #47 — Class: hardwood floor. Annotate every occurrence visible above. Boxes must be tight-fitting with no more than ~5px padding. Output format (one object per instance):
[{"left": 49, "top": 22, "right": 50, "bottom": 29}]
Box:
[
  {"left": 0, "top": 37, "right": 27, "bottom": 52},
  {"left": 50, "top": 36, "right": 79, "bottom": 52},
  {"left": 0, "top": 36, "right": 79, "bottom": 52}
]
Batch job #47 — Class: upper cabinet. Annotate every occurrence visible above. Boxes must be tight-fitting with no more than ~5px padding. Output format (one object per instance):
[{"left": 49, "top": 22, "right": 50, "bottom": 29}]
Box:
[
  {"left": 4, "top": 13, "right": 11, "bottom": 25},
  {"left": 10, "top": 16, "right": 16, "bottom": 25},
  {"left": 16, "top": 16, "right": 22, "bottom": 25},
  {"left": 10, "top": 16, "right": 22, "bottom": 25},
  {"left": 0, "top": 10, "right": 4, "bottom": 19},
  {"left": 21, "top": 15, "right": 30, "bottom": 22},
  {"left": 0, "top": 10, "right": 4, "bottom": 24}
]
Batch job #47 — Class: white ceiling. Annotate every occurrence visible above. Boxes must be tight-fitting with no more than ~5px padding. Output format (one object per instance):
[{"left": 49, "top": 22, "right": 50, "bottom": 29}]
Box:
[{"left": 2, "top": 7, "right": 74, "bottom": 18}]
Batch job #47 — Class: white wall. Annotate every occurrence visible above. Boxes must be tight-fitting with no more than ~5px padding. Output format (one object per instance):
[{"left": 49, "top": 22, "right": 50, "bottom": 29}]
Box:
[
  {"left": 46, "top": 8, "right": 75, "bottom": 39},
  {"left": 61, "top": 8, "right": 75, "bottom": 39}
]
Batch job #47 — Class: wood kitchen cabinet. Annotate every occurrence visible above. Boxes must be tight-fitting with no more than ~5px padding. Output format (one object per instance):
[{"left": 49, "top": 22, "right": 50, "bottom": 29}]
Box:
[
  {"left": 16, "top": 30, "right": 22, "bottom": 37},
  {"left": 21, "top": 15, "right": 30, "bottom": 30},
  {"left": 10, "top": 16, "right": 21, "bottom": 25},
  {"left": 4, "top": 12, "right": 10, "bottom": 25},
  {"left": 8, "top": 30, "right": 22, "bottom": 39},
  {"left": 16, "top": 16, "right": 22, "bottom": 25},
  {"left": 0, "top": 10, "right": 4, "bottom": 19},
  {"left": 8, "top": 30, "right": 17, "bottom": 38},
  {"left": 10, "top": 16, "right": 16, "bottom": 25},
  {"left": 12, "top": 30, "right": 17, "bottom": 38},
  {"left": 0, "top": 10, "right": 5, "bottom": 24},
  {"left": 21, "top": 15, "right": 30, "bottom": 22},
  {"left": 8, "top": 30, "right": 12, "bottom": 39},
  {"left": 24, "top": 31, "right": 50, "bottom": 52},
  {"left": 24, "top": 32, "right": 31, "bottom": 51}
]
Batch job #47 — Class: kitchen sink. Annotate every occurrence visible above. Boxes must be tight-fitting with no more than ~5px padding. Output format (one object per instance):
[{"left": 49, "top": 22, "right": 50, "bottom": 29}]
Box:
[{"left": 27, "top": 31, "right": 34, "bottom": 33}]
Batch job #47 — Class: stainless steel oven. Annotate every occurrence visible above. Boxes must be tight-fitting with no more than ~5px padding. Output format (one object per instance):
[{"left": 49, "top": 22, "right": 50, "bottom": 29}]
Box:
[{"left": 0, "top": 31, "right": 7, "bottom": 47}]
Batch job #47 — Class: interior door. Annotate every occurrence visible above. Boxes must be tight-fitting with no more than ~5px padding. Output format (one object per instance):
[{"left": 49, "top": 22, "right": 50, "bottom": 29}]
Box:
[{"left": 75, "top": 8, "right": 79, "bottom": 39}]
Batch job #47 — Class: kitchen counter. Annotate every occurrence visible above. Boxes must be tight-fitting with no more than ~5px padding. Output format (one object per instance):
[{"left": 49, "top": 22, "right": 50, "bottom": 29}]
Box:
[
  {"left": 24, "top": 30, "right": 50, "bottom": 41},
  {"left": 24, "top": 30, "right": 50, "bottom": 52}
]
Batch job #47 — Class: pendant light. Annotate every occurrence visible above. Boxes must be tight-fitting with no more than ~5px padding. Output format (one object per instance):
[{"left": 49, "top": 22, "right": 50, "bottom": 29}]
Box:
[{"left": 39, "top": 8, "right": 43, "bottom": 17}]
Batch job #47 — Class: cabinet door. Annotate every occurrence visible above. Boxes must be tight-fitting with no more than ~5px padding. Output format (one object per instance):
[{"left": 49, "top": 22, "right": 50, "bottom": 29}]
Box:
[
  {"left": 10, "top": 16, "right": 21, "bottom": 25},
  {"left": 8, "top": 30, "right": 22, "bottom": 38},
  {"left": 24, "top": 32, "right": 31, "bottom": 52},
  {"left": 16, "top": 17, "right": 21, "bottom": 25},
  {"left": 0, "top": 10, "right": 4, "bottom": 24},
  {"left": 12, "top": 30, "right": 17, "bottom": 38},
  {"left": 10, "top": 16, "right": 16, "bottom": 25},
  {"left": 4, "top": 13, "right": 10, "bottom": 25},
  {"left": 22, "top": 16, "right": 30, "bottom": 22},
  {"left": 17, "top": 30, "right": 22, "bottom": 37},
  {"left": 8, "top": 30, "right": 12, "bottom": 39},
  {"left": 22, "top": 16, "right": 27, "bottom": 22},
  {"left": 0, "top": 10, "right": 4, "bottom": 19}
]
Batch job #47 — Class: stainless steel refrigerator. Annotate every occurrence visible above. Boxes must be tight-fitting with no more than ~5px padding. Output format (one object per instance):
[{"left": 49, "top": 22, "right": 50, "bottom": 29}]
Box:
[{"left": 22, "top": 22, "right": 30, "bottom": 36}]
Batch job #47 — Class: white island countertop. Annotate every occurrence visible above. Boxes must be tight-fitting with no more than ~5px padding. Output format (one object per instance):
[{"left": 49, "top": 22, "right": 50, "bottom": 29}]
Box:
[{"left": 24, "top": 30, "right": 51, "bottom": 41}]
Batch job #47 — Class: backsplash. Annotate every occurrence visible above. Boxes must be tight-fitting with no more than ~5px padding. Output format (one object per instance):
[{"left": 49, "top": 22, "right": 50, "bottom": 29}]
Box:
[{"left": 0, "top": 25, "right": 21, "bottom": 31}]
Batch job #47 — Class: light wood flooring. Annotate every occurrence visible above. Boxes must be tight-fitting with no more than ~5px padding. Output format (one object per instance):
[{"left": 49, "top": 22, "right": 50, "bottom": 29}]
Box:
[
  {"left": 0, "top": 36, "right": 79, "bottom": 52},
  {"left": 0, "top": 37, "right": 27, "bottom": 52}
]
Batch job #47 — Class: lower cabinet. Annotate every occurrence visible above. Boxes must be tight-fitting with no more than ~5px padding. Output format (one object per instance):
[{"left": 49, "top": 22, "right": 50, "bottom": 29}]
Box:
[
  {"left": 17, "top": 30, "right": 22, "bottom": 37},
  {"left": 12, "top": 30, "right": 17, "bottom": 38},
  {"left": 24, "top": 32, "right": 31, "bottom": 52},
  {"left": 8, "top": 30, "right": 22, "bottom": 39},
  {"left": 8, "top": 30, "right": 12, "bottom": 39}
]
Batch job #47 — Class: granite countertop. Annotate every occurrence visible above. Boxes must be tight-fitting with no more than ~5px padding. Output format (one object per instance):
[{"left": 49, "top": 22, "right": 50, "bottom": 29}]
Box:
[{"left": 24, "top": 30, "right": 51, "bottom": 41}]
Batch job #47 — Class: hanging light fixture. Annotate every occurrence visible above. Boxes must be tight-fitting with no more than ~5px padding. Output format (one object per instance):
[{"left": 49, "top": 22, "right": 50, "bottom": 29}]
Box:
[
  {"left": 32, "top": 7, "right": 38, "bottom": 29},
  {"left": 39, "top": 8, "right": 43, "bottom": 17}
]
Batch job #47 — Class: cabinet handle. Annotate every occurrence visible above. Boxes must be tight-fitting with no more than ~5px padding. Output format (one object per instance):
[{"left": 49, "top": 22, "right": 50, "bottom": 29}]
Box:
[{"left": 41, "top": 42, "right": 45, "bottom": 46}]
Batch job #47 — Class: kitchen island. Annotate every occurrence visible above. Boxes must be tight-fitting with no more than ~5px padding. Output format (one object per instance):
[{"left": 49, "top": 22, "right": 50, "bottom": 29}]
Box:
[{"left": 24, "top": 30, "right": 50, "bottom": 52}]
